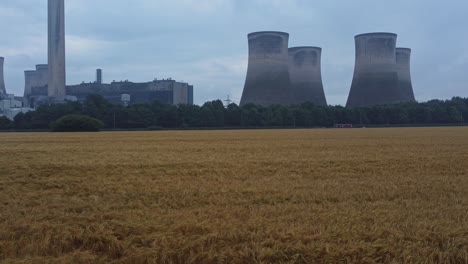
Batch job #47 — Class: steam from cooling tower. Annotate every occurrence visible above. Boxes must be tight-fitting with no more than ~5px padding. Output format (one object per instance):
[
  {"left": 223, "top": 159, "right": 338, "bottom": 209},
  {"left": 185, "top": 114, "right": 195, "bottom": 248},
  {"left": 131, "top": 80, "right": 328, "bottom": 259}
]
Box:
[
  {"left": 0, "top": 57, "right": 6, "bottom": 94},
  {"left": 346, "top": 33, "right": 401, "bottom": 107},
  {"left": 396, "top": 48, "right": 416, "bottom": 102},
  {"left": 288, "top": 47, "right": 327, "bottom": 106},
  {"left": 48, "top": 0, "right": 66, "bottom": 99},
  {"left": 240, "top": 31, "right": 293, "bottom": 106}
]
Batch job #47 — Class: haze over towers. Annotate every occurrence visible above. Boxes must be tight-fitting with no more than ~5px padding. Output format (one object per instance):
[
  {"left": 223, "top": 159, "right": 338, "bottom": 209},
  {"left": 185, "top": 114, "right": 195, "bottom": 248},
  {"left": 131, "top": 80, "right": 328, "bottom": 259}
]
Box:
[
  {"left": 48, "top": 0, "right": 66, "bottom": 99},
  {"left": 240, "top": 31, "right": 416, "bottom": 108}
]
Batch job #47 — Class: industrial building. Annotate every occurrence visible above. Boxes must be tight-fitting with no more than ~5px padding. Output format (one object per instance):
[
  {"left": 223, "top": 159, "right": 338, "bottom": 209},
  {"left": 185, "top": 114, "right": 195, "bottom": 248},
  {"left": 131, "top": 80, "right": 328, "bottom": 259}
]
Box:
[
  {"left": 288, "top": 47, "right": 327, "bottom": 106},
  {"left": 27, "top": 69, "right": 194, "bottom": 107},
  {"left": 396, "top": 48, "right": 416, "bottom": 102},
  {"left": 346, "top": 33, "right": 416, "bottom": 107},
  {"left": 240, "top": 31, "right": 293, "bottom": 106},
  {"left": 0, "top": 58, "right": 33, "bottom": 120},
  {"left": 19, "top": 0, "right": 194, "bottom": 108},
  {"left": 0, "top": 94, "right": 33, "bottom": 120}
]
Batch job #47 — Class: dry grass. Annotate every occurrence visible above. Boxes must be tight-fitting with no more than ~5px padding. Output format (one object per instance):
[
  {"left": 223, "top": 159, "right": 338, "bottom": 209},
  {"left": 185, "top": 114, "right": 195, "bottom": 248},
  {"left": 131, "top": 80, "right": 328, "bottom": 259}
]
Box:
[{"left": 0, "top": 128, "right": 467, "bottom": 263}]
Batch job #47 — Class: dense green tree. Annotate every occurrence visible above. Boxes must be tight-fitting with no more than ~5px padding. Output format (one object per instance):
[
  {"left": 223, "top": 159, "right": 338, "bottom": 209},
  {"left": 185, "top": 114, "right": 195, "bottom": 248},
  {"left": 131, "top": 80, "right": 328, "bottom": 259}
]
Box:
[
  {"left": 50, "top": 115, "right": 104, "bottom": 132},
  {"left": 178, "top": 104, "right": 202, "bottom": 127},
  {"left": 10, "top": 97, "right": 468, "bottom": 130},
  {"left": 201, "top": 100, "right": 225, "bottom": 127},
  {"left": 225, "top": 103, "right": 241, "bottom": 126},
  {"left": 447, "top": 106, "right": 464, "bottom": 123},
  {"left": 241, "top": 103, "right": 264, "bottom": 126},
  {"left": 0, "top": 116, "right": 13, "bottom": 130}
]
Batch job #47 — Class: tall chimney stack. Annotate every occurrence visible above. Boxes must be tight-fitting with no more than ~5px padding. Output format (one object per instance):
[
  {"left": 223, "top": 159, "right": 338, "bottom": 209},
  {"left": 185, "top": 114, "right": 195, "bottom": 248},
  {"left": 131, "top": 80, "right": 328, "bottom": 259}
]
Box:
[
  {"left": 96, "top": 69, "right": 103, "bottom": 84},
  {"left": 48, "top": 0, "right": 66, "bottom": 99},
  {"left": 0, "top": 57, "right": 6, "bottom": 95}
]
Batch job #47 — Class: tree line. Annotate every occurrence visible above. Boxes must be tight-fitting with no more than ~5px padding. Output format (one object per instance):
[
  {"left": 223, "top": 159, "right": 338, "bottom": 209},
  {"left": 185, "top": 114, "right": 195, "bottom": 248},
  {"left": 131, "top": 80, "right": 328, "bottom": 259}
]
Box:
[{"left": 1, "top": 95, "right": 467, "bottom": 131}]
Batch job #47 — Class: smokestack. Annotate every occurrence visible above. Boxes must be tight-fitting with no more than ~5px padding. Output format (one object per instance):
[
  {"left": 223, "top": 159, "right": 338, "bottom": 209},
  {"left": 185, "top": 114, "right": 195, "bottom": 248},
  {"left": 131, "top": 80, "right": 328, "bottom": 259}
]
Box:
[
  {"left": 240, "top": 31, "right": 293, "bottom": 106},
  {"left": 0, "top": 57, "right": 6, "bottom": 94},
  {"left": 346, "top": 33, "right": 400, "bottom": 107},
  {"left": 96, "top": 69, "right": 102, "bottom": 84},
  {"left": 48, "top": 0, "right": 66, "bottom": 99},
  {"left": 24, "top": 70, "right": 38, "bottom": 97},
  {"left": 288, "top": 47, "right": 327, "bottom": 106},
  {"left": 396, "top": 48, "right": 416, "bottom": 102}
]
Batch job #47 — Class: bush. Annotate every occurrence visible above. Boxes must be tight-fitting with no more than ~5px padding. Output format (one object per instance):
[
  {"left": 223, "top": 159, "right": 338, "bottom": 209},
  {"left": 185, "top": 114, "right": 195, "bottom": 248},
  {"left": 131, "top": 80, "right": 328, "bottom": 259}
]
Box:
[
  {"left": 0, "top": 116, "right": 13, "bottom": 130},
  {"left": 51, "top": 115, "right": 104, "bottom": 132}
]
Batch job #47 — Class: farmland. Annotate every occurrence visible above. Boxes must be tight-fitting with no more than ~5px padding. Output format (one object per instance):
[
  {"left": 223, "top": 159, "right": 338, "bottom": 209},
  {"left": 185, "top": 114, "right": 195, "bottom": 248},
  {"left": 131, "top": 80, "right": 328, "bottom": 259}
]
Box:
[{"left": 0, "top": 128, "right": 467, "bottom": 263}]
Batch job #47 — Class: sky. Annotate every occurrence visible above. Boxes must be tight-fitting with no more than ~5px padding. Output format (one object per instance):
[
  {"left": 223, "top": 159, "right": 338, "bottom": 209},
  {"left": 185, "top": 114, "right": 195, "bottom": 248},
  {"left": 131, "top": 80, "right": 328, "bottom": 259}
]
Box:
[{"left": 0, "top": 0, "right": 467, "bottom": 106}]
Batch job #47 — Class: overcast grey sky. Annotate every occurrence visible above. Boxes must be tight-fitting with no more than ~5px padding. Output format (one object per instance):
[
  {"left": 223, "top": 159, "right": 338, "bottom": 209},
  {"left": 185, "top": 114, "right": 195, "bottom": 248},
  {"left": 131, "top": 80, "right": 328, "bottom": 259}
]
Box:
[{"left": 1, "top": 0, "right": 467, "bottom": 105}]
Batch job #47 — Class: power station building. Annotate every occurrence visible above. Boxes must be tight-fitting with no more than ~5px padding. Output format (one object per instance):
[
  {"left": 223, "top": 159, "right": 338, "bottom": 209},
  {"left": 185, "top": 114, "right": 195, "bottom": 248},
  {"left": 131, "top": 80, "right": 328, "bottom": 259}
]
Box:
[
  {"left": 346, "top": 33, "right": 416, "bottom": 107},
  {"left": 2, "top": 1, "right": 196, "bottom": 118},
  {"left": 240, "top": 31, "right": 293, "bottom": 106},
  {"left": 48, "top": 0, "right": 66, "bottom": 99},
  {"left": 21, "top": 0, "right": 195, "bottom": 107},
  {"left": 0, "top": 57, "right": 34, "bottom": 120},
  {"left": 27, "top": 69, "right": 194, "bottom": 107},
  {"left": 288, "top": 47, "right": 327, "bottom": 106}
]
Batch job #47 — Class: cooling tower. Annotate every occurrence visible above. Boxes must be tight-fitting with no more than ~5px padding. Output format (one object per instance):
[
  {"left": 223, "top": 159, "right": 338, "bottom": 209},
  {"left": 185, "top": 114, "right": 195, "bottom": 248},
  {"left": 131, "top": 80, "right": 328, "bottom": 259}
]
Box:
[
  {"left": 48, "top": 0, "right": 66, "bottom": 99},
  {"left": 0, "top": 57, "right": 5, "bottom": 94},
  {"left": 35, "top": 64, "right": 49, "bottom": 88},
  {"left": 288, "top": 47, "right": 327, "bottom": 106},
  {"left": 396, "top": 48, "right": 416, "bottom": 102},
  {"left": 24, "top": 70, "right": 38, "bottom": 97},
  {"left": 240, "top": 31, "right": 293, "bottom": 106},
  {"left": 346, "top": 33, "right": 401, "bottom": 107}
]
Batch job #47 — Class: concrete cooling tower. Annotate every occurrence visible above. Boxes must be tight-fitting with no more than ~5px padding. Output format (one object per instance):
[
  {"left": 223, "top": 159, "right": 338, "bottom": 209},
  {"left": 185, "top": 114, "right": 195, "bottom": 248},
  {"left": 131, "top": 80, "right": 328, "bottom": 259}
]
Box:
[
  {"left": 24, "top": 66, "right": 48, "bottom": 98},
  {"left": 396, "top": 48, "right": 416, "bottom": 102},
  {"left": 24, "top": 70, "right": 38, "bottom": 98},
  {"left": 48, "top": 0, "right": 66, "bottom": 99},
  {"left": 346, "top": 33, "right": 401, "bottom": 107},
  {"left": 36, "top": 64, "right": 49, "bottom": 88},
  {"left": 240, "top": 31, "right": 293, "bottom": 106},
  {"left": 288, "top": 47, "right": 327, "bottom": 106},
  {"left": 0, "top": 57, "right": 6, "bottom": 94}
]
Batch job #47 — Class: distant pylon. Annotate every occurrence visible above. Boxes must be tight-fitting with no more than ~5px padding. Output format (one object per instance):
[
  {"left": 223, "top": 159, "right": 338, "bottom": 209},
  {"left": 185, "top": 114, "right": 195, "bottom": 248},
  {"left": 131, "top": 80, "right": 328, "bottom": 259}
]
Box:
[{"left": 224, "top": 95, "right": 232, "bottom": 107}]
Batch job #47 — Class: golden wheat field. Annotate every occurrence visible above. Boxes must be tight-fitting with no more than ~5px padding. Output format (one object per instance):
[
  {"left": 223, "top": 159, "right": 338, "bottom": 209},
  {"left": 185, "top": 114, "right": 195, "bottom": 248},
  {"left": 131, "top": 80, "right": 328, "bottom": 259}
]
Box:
[{"left": 0, "top": 127, "right": 467, "bottom": 263}]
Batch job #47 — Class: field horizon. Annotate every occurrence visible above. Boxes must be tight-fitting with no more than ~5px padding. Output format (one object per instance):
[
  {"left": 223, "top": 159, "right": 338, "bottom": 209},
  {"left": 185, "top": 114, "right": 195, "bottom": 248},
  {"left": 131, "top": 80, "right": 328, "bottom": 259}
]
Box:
[{"left": 1, "top": 128, "right": 467, "bottom": 263}]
